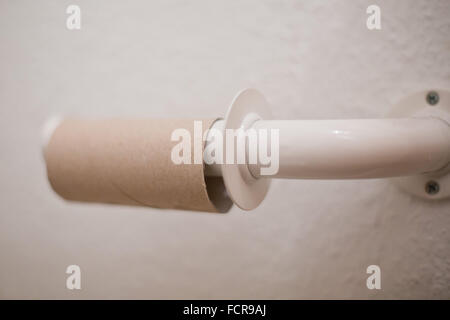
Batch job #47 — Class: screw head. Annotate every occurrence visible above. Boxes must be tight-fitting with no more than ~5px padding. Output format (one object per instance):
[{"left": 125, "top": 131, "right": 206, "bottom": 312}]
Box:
[
  {"left": 425, "top": 181, "right": 440, "bottom": 195},
  {"left": 426, "top": 91, "right": 439, "bottom": 106}
]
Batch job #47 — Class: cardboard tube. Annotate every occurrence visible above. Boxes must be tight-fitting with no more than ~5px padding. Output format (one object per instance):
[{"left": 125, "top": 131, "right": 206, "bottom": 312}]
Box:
[{"left": 44, "top": 118, "right": 232, "bottom": 213}]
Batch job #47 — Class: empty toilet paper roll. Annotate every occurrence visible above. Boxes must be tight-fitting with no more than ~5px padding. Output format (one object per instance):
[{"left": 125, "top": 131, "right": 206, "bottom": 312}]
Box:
[{"left": 44, "top": 118, "right": 232, "bottom": 213}]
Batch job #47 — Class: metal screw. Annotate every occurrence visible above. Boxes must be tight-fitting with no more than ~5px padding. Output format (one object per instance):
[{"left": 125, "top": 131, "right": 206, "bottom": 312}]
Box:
[
  {"left": 426, "top": 91, "right": 439, "bottom": 106},
  {"left": 425, "top": 181, "right": 440, "bottom": 195}
]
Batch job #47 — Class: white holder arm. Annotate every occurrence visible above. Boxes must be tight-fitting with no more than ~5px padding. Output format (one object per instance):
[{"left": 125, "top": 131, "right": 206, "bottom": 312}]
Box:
[{"left": 250, "top": 118, "right": 448, "bottom": 179}]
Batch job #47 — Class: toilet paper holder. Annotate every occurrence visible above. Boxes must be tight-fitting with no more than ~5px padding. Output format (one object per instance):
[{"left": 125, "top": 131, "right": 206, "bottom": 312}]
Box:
[
  {"left": 199, "top": 89, "right": 450, "bottom": 210},
  {"left": 43, "top": 89, "right": 450, "bottom": 211}
]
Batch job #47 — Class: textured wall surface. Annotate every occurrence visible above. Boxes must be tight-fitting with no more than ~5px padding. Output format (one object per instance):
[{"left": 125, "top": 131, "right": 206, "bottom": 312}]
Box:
[{"left": 0, "top": 0, "right": 449, "bottom": 299}]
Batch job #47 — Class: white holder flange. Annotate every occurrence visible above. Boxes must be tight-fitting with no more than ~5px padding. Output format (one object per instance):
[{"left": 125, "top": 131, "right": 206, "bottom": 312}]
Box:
[
  {"left": 388, "top": 89, "right": 450, "bottom": 200},
  {"left": 221, "top": 89, "right": 273, "bottom": 210}
]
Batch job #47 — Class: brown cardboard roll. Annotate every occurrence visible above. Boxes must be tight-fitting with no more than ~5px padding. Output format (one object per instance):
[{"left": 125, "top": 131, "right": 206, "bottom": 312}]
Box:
[{"left": 44, "top": 118, "right": 232, "bottom": 213}]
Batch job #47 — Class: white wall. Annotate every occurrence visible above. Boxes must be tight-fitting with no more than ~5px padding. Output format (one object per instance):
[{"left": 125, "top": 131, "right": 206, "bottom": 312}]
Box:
[{"left": 0, "top": 0, "right": 449, "bottom": 299}]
